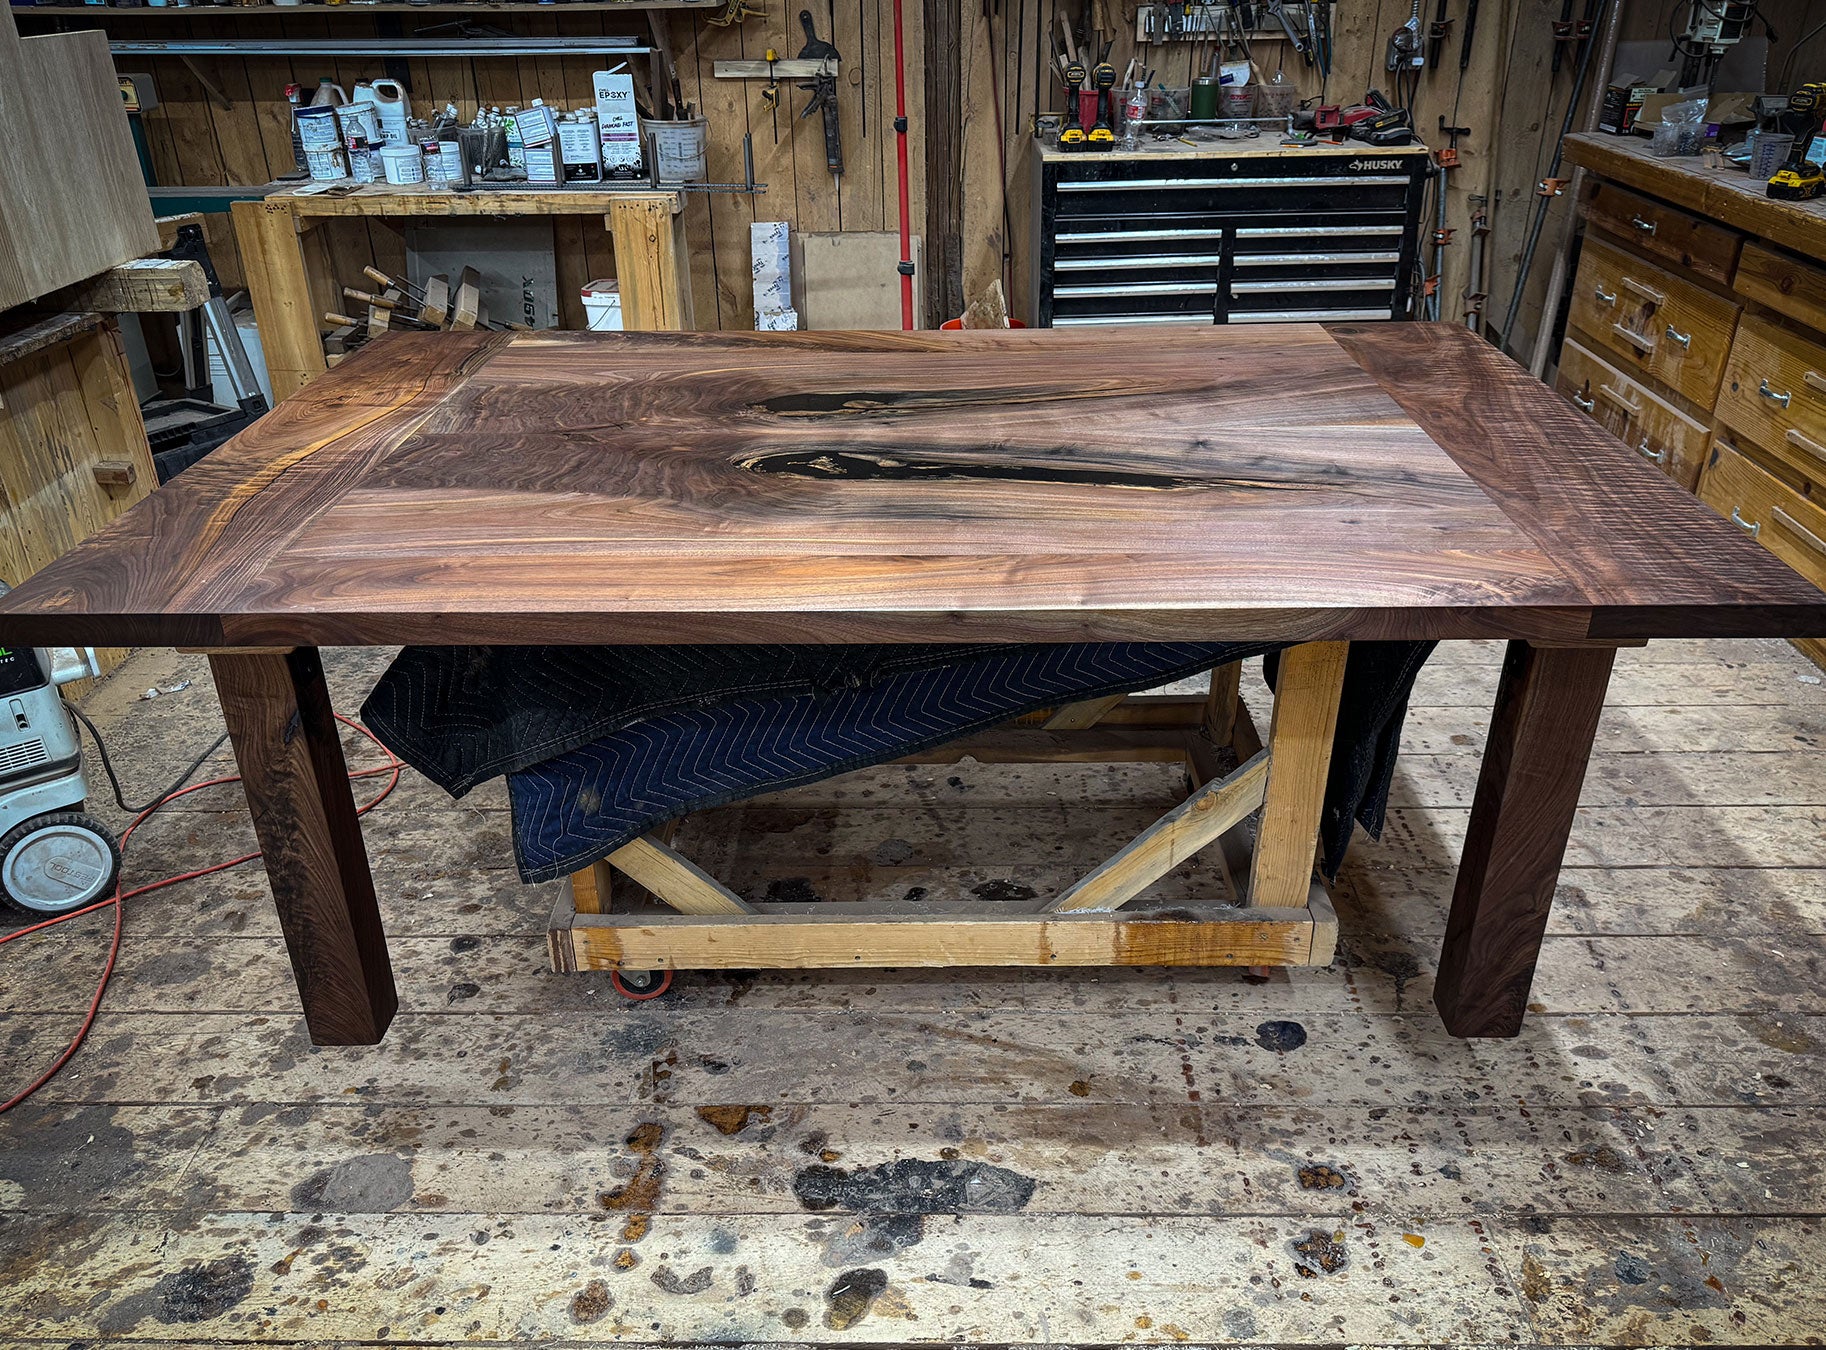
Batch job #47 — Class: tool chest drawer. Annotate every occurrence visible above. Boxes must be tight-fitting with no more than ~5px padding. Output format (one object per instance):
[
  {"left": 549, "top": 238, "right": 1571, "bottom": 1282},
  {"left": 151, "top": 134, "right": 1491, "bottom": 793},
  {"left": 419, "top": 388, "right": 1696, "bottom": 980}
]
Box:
[
  {"left": 1031, "top": 145, "right": 1427, "bottom": 328},
  {"left": 1733, "top": 241, "right": 1826, "bottom": 335},
  {"left": 1568, "top": 236, "right": 1741, "bottom": 408},
  {"left": 1698, "top": 441, "right": 1826, "bottom": 593},
  {"left": 1583, "top": 180, "right": 1741, "bottom": 285},
  {"left": 1556, "top": 337, "right": 1710, "bottom": 490},
  {"left": 1716, "top": 315, "right": 1826, "bottom": 486}
]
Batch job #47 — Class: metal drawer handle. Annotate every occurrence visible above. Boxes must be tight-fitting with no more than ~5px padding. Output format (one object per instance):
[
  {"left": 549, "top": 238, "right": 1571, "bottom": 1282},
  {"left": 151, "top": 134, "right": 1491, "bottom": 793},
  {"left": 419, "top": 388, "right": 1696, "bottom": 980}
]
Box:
[
  {"left": 1620, "top": 275, "right": 1665, "bottom": 305},
  {"left": 1594, "top": 285, "right": 1617, "bottom": 305},
  {"left": 1636, "top": 438, "right": 1665, "bottom": 464},
  {"left": 1805, "top": 371, "right": 1826, "bottom": 397},
  {"left": 1598, "top": 383, "right": 1641, "bottom": 415},
  {"left": 1664, "top": 325, "right": 1692, "bottom": 349},
  {"left": 1773, "top": 506, "right": 1826, "bottom": 559},
  {"left": 1572, "top": 391, "right": 1595, "bottom": 412},
  {"left": 1787, "top": 428, "right": 1826, "bottom": 468},
  {"left": 1611, "top": 322, "right": 1655, "bottom": 351},
  {"left": 1759, "top": 379, "right": 1793, "bottom": 407},
  {"left": 1730, "top": 507, "right": 1762, "bottom": 538},
  {"left": 1630, "top": 214, "right": 1658, "bottom": 234}
]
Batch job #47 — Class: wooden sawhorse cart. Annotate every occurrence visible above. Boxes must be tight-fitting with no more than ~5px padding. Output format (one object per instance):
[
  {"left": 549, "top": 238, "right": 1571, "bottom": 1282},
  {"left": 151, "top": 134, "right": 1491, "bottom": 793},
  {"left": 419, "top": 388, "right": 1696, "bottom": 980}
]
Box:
[{"left": 550, "top": 643, "right": 1347, "bottom": 985}]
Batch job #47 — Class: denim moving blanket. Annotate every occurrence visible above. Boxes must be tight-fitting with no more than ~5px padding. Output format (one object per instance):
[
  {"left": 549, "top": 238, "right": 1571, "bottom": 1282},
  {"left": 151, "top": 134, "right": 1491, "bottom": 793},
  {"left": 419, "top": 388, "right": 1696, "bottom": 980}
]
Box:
[{"left": 363, "top": 642, "right": 1433, "bottom": 884}]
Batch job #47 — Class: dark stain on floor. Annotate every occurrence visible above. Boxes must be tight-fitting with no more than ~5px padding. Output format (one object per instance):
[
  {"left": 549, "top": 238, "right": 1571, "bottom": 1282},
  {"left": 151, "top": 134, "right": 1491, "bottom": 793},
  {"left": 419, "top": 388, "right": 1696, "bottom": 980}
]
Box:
[
  {"left": 651, "top": 1264, "right": 714, "bottom": 1295},
  {"left": 1255, "top": 1020, "right": 1308, "bottom": 1052},
  {"left": 1290, "top": 1228, "right": 1349, "bottom": 1277},
  {"left": 1296, "top": 1164, "right": 1348, "bottom": 1191},
  {"left": 823, "top": 1267, "right": 889, "bottom": 1330},
  {"left": 764, "top": 877, "right": 821, "bottom": 903},
  {"left": 794, "top": 1158, "right": 1038, "bottom": 1215},
  {"left": 110, "top": 1254, "right": 256, "bottom": 1327},
  {"left": 696, "top": 1104, "right": 774, "bottom": 1136},
  {"left": 971, "top": 880, "right": 1038, "bottom": 903},
  {"left": 290, "top": 1153, "right": 415, "bottom": 1214},
  {"left": 569, "top": 1278, "right": 613, "bottom": 1324},
  {"left": 599, "top": 1122, "right": 665, "bottom": 1245}
]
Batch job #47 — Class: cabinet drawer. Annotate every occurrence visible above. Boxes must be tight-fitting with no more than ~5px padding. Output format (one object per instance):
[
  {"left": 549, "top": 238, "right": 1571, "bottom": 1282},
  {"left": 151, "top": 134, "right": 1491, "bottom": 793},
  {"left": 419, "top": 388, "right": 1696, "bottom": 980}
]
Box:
[
  {"left": 1716, "top": 314, "right": 1826, "bottom": 488},
  {"left": 1585, "top": 180, "right": 1741, "bottom": 284},
  {"left": 1567, "top": 236, "right": 1740, "bottom": 407},
  {"left": 1733, "top": 240, "right": 1826, "bottom": 334},
  {"left": 1555, "top": 338, "right": 1710, "bottom": 489},
  {"left": 1698, "top": 441, "right": 1826, "bottom": 593}
]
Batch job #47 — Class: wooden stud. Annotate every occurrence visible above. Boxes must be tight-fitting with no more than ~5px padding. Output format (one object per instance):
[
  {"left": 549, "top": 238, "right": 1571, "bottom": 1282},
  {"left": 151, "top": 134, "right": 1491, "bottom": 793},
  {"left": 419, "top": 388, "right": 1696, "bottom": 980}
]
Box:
[
  {"left": 606, "top": 193, "right": 693, "bottom": 331},
  {"left": 1247, "top": 641, "right": 1349, "bottom": 909},
  {"left": 208, "top": 647, "right": 396, "bottom": 1046},
  {"left": 1434, "top": 640, "right": 1617, "bottom": 1038},
  {"left": 1205, "top": 661, "right": 1241, "bottom": 746},
  {"left": 570, "top": 860, "right": 616, "bottom": 916},
  {"left": 608, "top": 834, "right": 755, "bottom": 915},
  {"left": 1042, "top": 693, "right": 1129, "bottom": 730},
  {"left": 230, "top": 200, "right": 324, "bottom": 401},
  {"left": 1047, "top": 751, "right": 1270, "bottom": 913}
]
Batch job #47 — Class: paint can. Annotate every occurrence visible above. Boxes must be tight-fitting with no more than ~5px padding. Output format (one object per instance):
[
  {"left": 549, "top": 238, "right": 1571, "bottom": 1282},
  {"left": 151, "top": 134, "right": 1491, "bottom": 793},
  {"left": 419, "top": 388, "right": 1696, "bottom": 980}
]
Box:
[
  {"left": 648, "top": 116, "right": 708, "bottom": 183},
  {"left": 524, "top": 137, "right": 561, "bottom": 184},
  {"left": 335, "top": 100, "right": 381, "bottom": 152},
  {"left": 556, "top": 112, "right": 602, "bottom": 182},
  {"left": 379, "top": 143, "right": 426, "bottom": 185},
  {"left": 294, "top": 103, "right": 343, "bottom": 154},
  {"left": 304, "top": 146, "right": 347, "bottom": 181}
]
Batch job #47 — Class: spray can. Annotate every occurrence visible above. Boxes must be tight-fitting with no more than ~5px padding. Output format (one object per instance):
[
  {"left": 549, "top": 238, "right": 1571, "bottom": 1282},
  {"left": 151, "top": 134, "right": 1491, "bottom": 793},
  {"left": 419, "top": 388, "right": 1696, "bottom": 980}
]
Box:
[
  {"left": 285, "top": 83, "right": 308, "bottom": 174},
  {"left": 559, "top": 111, "right": 603, "bottom": 182}
]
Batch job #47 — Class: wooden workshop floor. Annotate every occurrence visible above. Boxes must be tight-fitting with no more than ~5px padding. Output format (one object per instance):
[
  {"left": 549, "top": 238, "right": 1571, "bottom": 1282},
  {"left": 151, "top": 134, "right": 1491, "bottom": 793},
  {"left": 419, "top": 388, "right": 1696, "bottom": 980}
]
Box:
[{"left": 2, "top": 639, "right": 1824, "bottom": 1346}]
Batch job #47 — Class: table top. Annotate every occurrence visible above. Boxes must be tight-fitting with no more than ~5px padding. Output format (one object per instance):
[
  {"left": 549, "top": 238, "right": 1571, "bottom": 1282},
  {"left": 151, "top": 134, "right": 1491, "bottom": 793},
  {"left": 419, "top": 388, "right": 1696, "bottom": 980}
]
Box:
[{"left": 3, "top": 322, "right": 1823, "bottom": 649}]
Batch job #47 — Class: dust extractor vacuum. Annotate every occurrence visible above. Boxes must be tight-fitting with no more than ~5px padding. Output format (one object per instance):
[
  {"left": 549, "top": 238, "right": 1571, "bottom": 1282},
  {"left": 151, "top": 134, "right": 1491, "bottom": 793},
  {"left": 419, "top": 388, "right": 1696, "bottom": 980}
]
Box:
[{"left": 0, "top": 616, "right": 120, "bottom": 916}]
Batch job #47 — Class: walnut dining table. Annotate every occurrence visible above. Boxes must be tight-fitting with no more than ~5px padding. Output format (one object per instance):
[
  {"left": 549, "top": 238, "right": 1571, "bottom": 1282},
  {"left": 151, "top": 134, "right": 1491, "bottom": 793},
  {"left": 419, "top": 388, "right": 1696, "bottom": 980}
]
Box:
[{"left": 3, "top": 322, "right": 1822, "bottom": 1048}]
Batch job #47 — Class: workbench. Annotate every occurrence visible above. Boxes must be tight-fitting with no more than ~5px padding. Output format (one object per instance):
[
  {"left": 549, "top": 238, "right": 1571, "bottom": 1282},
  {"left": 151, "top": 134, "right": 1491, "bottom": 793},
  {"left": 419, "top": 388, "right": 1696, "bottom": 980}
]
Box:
[
  {"left": 230, "top": 184, "right": 693, "bottom": 400},
  {"left": 3, "top": 323, "right": 1822, "bottom": 1050}
]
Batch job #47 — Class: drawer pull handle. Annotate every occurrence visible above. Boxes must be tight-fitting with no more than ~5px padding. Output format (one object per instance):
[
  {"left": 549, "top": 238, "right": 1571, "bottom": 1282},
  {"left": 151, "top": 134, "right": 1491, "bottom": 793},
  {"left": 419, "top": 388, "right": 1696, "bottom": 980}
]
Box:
[
  {"left": 1787, "top": 428, "right": 1826, "bottom": 469},
  {"left": 1598, "top": 383, "right": 1642, "bottom": 415},
  {"left": 1636, "top": 438, "right": 1665, "bottom": 464},
  {"left": 1611, "top": 322, "right": 1655, "bottom": 351},
  {"left": 1620, "top": 275, "right": 1665, "bottom": 305},
  {"left": 1759, "top": 379, "right": 1793, "bottom": 407},
  {"left": 1773, "top": 506, "right": 1826, "bottom": 559},
  {"left": 1805, "top": 370, "right": 1826, "bottom": 397},
  {"left": 1594, "top": 285, "right": 1617, "bottom": 305},
  {"left": 1664, "top": 324, "right": 1692, "bottom": 349},
  {"left": 1630, "top": 214, "right": 1658, "bottom": 235},
  {"left": 1572, "top": 391, "right": 1595, "bottom": 412},
  {"left": 1730, "top": 507, "right": 1762, "bottom": 538}
]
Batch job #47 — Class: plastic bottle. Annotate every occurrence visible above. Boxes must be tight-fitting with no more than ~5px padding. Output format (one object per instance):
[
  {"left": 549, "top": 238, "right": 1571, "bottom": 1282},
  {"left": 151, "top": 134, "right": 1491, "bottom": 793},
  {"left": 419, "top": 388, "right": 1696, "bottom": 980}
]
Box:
[
  {"left": 1121, "top": 86, "right": 1147, "bottom": 150},
  {"left": 310, "top": 77, "right": 348, "bottom": 108}
]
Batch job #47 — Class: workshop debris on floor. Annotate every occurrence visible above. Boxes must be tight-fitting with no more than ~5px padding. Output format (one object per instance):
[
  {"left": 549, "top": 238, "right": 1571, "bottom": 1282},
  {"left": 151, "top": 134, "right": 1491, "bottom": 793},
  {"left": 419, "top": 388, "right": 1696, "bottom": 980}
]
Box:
[{"left": 1, "top": 637, "right": 1824, "bottom": 1345}]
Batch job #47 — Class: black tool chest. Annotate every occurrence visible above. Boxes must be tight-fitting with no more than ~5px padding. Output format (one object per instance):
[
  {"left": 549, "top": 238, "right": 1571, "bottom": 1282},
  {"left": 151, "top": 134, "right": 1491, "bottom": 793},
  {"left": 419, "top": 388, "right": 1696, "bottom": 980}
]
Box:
[{"left": 1027, "top": 142, "right": 1430, "bottom": 327}]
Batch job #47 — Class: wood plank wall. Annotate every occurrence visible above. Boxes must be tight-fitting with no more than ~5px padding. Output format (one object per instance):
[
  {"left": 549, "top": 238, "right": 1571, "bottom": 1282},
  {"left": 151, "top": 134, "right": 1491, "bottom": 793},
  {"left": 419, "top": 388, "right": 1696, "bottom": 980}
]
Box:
[{"left": 18, "top": 7, "right": 925, "bottom": 333}]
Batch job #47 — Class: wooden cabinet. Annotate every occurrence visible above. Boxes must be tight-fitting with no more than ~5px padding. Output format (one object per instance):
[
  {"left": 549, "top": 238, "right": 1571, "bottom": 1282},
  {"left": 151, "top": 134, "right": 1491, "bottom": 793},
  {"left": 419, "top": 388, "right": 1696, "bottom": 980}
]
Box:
[
  {"left": 1558, "top": 135, "right": 1826, "bottom": 668},
  {"left": 1586, "top": 180, "right": 1741, "bottom": 284},
  {"left": 1555, "top": 337, "right": 1710, "bottom": 489}
]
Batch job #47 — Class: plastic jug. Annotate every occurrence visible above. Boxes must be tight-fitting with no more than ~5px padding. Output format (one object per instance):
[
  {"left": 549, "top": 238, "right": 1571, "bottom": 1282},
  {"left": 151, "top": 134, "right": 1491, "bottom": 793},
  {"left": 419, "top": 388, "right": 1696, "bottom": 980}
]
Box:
[
  {"left": 370, "top": 78, "right": 413, "bottom": 147},
  {"left": 309, "top": 78, "right": 348, "bottom": 108}
]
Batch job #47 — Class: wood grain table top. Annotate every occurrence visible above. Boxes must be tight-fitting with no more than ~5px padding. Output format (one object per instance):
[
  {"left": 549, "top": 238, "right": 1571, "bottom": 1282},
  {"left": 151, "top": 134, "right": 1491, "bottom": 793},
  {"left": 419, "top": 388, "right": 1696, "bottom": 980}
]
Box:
[{"left": 3, "top": 322, "right": 1823, "bottom": 648}]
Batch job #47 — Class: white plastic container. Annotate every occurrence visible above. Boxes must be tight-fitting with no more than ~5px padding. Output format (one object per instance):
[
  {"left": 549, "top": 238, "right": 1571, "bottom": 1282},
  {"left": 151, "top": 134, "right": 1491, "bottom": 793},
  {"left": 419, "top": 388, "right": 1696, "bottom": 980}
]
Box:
[
  {"left": 369, "top": 78, "right": 412, "bottom": 146},
  {"left": 648, "top": 117, "right": 708, "bottom": 182},
  {"left": 379, "top": 143, "right": 426, "bottom": 185},
  {"left": 294, "top": 104, "right": 343, "bottom": 153},
  {"left": 582, "top": 279, "right": 623, "bottom": 331}
]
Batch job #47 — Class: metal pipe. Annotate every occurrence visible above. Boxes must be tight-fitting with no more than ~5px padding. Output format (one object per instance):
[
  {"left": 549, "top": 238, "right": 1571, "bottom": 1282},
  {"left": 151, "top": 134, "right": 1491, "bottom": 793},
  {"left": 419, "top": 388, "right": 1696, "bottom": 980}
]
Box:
[
  {"left": 1526, "top": 0, "right": 1626, "bottom": 379},
  {"left": 1495, "top": 0, "right": 1616, "bottom": 357},
  {"left": 110, "top": 37, "right": 648, "bottom": 57}
]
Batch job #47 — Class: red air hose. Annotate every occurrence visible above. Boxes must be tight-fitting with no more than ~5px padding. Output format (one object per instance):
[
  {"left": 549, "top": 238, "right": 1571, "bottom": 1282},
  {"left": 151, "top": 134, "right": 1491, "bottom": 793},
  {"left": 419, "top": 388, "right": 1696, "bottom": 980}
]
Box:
[{"left": 892, "top": 0, "right": 913, "bottom": 329}]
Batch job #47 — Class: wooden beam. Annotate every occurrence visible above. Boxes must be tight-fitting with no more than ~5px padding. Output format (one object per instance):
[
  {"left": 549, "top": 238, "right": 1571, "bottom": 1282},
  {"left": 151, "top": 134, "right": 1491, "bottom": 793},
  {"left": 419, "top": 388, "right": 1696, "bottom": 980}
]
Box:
[
  {"left": 209, "top": 647, "right": 395, "bottom": 1046},
  {"left": 712, "top": 58, "right": 841, "bottom": 79},
  {"left": 605, "top": 193, "right": 693, "bottom": 331},
  {"left": 1247, "top": 641, "right": 1348, "bottom": 908},
  {"left": 1043, "top": 693, "right": 1129, "bottom": 730},
  {"left": 554, "top": 906, "right": 1323, "bottom": 972},
  {"left": 231, "top": 199, "right": 323, "bottom": 400},
  {"left": 570, "top": 860, "right": 616, "bottom": 916},
  {"left": 1435, "top": 640, "right": 1616, "bottom": 1037},
  {"left": 1047, "top": 751, "right": 1270, "bottom": 913},
  {"left": 60, "top": 257, "right": 208, "bottom": 314},
  {"left": 608, "top": 833, "right": 755, "bottom": 915}
]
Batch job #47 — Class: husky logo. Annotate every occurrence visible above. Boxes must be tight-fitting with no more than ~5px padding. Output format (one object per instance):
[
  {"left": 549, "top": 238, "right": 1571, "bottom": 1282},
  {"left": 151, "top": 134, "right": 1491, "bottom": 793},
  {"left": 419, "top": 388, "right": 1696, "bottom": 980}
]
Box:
[{"left": 1350, "top": 158, "right": 1402, "bottom": 170}]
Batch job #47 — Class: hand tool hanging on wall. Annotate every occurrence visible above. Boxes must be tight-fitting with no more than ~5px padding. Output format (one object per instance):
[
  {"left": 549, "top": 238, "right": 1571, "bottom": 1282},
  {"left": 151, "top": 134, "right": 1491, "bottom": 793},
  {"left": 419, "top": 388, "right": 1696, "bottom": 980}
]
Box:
[
  {"left": 796, "top": 8, "right": 843, "bottom": 173},
  {"left": 1386, "top": 0, "right": 1425, "bottom": 71},
  {"left": 1427, "top": 0, "right": 1451, "bottom": 67}
]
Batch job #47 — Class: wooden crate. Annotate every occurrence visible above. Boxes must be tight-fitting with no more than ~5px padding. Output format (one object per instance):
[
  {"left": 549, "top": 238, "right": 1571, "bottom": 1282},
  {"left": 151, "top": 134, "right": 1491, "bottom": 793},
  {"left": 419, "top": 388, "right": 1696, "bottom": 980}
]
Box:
[{"left": 549, "top": 644, "right": 1347, "bottom": 977}]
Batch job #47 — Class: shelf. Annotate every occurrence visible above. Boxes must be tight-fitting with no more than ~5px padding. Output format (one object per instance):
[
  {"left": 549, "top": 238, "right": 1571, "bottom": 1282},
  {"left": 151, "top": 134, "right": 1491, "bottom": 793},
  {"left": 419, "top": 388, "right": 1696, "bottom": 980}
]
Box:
[
  {"left": 11, "top": 2, "right": 719, "bottom": 14},
  {"left": 109, "top": 32, "right": 650, "bottom": 50}
]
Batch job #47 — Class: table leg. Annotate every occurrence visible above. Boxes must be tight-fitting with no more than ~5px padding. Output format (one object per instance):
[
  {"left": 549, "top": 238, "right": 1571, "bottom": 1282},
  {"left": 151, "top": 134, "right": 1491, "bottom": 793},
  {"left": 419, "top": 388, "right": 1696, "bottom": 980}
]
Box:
[
  {"left": 1435, "top": 640, "right": 1616, "bottom": 1038},
  {"left": 209, "top": 647, "right": 396, "bottom": 1046},
  {"left": 230, "top": 200, "right": 326, "bottom": 401}
]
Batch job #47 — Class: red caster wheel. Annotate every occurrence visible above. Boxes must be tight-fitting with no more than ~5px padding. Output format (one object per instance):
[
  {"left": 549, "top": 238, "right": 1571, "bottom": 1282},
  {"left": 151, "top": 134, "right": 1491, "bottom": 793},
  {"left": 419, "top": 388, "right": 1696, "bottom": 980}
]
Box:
[{"left": 610, "top": 968, "right": 673, "bottom": 1000}]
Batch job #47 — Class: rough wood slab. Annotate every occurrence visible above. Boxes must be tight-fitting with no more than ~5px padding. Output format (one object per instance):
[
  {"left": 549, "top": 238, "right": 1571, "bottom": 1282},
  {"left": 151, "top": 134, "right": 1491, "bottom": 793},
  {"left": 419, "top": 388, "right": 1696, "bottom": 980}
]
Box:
[{"left": 3, "top": 324, "right": 1822, "bottom": 648}]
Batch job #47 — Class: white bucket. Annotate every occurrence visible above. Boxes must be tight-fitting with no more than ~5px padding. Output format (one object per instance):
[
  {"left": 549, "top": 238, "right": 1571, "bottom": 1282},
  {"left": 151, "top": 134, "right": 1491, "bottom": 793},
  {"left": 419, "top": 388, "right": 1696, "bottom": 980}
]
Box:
[
  {"left": 335, "top": 101, "right": 381, "bottom": 150},
  {"left": 379, "top": 144, "right": 426, "bottom": 185},
  {"left": 648, "top": 117, "right": 707, "bottom": 183},
  {"left": 582, "top": 278, "right": 623, "bottom": 331}
]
